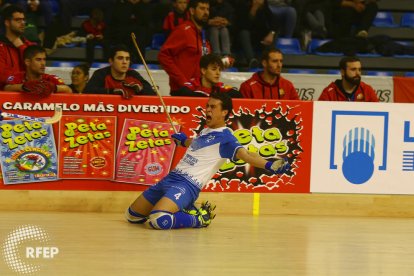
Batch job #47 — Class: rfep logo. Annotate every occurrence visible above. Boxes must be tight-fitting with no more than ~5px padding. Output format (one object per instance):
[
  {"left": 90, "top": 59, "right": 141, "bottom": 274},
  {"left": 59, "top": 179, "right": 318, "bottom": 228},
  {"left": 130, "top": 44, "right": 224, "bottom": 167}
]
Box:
[{"left": 2, "top": 225, "right": 59, "bottom": 274}]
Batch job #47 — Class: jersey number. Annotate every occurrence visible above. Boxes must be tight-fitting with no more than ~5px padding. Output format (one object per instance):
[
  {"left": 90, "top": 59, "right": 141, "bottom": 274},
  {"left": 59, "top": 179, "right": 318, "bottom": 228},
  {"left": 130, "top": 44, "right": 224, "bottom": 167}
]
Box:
[{"left": 174, "top": 193, "right": 182, "bottom": 200}]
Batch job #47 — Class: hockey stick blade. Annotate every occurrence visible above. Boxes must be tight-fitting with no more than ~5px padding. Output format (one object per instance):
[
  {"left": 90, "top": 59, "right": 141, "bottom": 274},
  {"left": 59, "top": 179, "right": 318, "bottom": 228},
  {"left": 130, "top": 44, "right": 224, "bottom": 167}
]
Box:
[{"left": 1, "top": 107, "right": 62, "bottom": 124}]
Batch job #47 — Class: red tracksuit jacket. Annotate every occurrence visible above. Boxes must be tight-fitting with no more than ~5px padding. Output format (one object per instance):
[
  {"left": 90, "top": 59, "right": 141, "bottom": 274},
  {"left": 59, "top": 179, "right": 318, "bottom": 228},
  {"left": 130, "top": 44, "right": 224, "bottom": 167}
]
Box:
[
  {"left": 239, "top": 71, "right": 299, "bottom": 100},
  {"left": 318, "top": 80, "right": 379, "bottom": 102},
  {"left": 0, "top": 36, "right": 35, "bottom": 89},
  {"left": 172, "top": 78, "right": 242, "bottom": 98},
  {"left": 158, "top": 20, "right": 210, "bottom": 92}
]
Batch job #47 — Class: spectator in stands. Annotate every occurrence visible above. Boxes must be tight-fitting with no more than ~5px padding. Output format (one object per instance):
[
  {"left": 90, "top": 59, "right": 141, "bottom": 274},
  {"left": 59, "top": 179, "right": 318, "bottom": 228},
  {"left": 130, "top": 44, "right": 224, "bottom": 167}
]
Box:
[
  {"left": 332, "top": 0, "right": 378, "bottom": 38},
  {"left": 0, "top": 5, "right": 36, "bottom": 90},
  {"left": 239, "top": 48, "right": 299, "bottom": 99},
  {"left": 208, "top": 0, "right": 234, "bottom": 57},
  {"left": 84, "top": 44, "right": 155, "bottom": 99},
  {"left": 318, "top": 56, "right": 378, "bottom": 101},
  {"left": 173, "top": 53, "right": 241, "bottom": 97},
  {"left": 266, "top": 0, "right": 297, "bottom": 38},
  {"left": 58, "top": 0, "right": 114, "bottom": 34},
  {"left": 232, "top": 0, "right": 271, "bottom": 68},
  {"left": 158, "top": 0, "right": 211, "bottom": 94},
  {"left": 293, "top": 0, "right": 331, "bottom": 50},
  {"left": 82, "top": 8, "right": 107, "bottom": 65},
  {"left": 20, "top": 0, "right": 54, "bottom": 44},
  {"left": 0, "top": 0, "right": 11, "bottom": 12},
  {"left": 3, "top": 45, "right": 72, "bottom": 93},
  {"left": 162, "top": 0, "right": 190, "bottom": 36},
  {"left": 69, "top": 63, "right": 90, "bottom": 93},
  {"left": 105, "top": 0, "right": 153, "bottom": 61}
]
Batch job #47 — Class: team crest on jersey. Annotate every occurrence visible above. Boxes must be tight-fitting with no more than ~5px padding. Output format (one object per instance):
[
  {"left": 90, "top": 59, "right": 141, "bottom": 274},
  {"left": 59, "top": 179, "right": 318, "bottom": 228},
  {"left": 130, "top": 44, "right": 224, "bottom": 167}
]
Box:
[{"left": 7, "top": 76, "right": 14, "bottom": 82}]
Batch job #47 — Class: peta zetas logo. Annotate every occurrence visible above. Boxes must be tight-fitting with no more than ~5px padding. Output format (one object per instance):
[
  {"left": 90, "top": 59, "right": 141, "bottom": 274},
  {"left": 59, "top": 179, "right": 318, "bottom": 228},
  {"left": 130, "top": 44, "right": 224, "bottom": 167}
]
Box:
[
  {"left": 2, "top": 225, "right": 59, "bottom": 274},
  {"left": 329, "top": 111, "right": 389, "bottom": 184}
]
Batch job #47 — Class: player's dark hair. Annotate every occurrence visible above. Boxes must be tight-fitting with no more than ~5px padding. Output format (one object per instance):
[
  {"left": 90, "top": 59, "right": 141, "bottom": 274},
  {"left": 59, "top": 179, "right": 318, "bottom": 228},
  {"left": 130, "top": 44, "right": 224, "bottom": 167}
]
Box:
[
  {"left": 73, "top": 63, "right": 90, "bottom": 77},
  {"left": 109, "top": 44, "right": 130, "bottom": 60},
  {"left": 210, "top": 91, "right": 233, "bottom": 121},
  {"left": 188, "top": 0, "right": 209, "bottom": 9},
  {"left": 200, "top": 54, "right": 223, "bottom": 69},
  {"left": 339, "top": 56, "right": 361, "bottom": 70},
  {"left": 261, "top": 47, "right": 283, "bottom": 61},
  {"left": 23, "top": 45, "right": 45, "bottom": 60}
]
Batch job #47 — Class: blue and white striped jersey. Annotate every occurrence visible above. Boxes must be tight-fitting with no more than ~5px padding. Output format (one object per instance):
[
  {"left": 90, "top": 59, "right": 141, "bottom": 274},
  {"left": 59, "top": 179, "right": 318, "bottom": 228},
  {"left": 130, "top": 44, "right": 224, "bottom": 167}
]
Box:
[{"left": 172, "top": 127, "right": 242, "bottom": 189}]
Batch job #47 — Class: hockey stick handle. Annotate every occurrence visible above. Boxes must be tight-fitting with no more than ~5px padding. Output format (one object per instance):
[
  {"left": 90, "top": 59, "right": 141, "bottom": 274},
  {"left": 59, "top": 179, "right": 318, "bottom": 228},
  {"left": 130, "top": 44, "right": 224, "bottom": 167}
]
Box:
[
  {"left": 131, "top": 32, "right": 178, "bottom": 134},
  {"left": 0, "top": 107, "right": 62, "bottom": 124},
  {"left": 1, "top": 112, "right": 47, "bottom": 122}
]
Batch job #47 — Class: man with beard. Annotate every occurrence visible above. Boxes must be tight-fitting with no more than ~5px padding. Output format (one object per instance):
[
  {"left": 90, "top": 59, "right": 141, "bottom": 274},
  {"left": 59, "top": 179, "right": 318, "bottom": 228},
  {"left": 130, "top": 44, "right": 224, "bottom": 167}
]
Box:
[
  {"left": 173, "top": 53, "right": 242, "bottom": 98},
  {"left": 239, "top": 48, "right": 299, "bottom": 100},
  {"left": 318, "top": 56, "right": 378, "bottom": 101},
  {"left": 158, "top": 0, "right": 211, "bottom": 94},
  {"left": 0, "top": 5, "right": 36, "bottom": 90}
]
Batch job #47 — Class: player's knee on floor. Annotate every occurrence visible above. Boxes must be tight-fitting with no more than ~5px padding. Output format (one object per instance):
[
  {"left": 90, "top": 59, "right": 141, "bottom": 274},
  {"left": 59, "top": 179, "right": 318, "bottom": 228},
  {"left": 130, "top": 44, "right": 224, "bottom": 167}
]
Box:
[
  {"left": 125, "top": 207, "right": 147, "bottom": 224},
  {"left": 148, "top": 210, "right": 174, "bottom": 230}
]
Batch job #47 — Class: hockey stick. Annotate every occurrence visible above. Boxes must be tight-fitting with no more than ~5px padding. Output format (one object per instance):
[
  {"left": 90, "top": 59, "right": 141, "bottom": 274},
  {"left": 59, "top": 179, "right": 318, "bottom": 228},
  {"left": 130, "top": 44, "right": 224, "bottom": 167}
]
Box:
[
  {"left": 131, "top": 32, "right": 178, "bottom": 134},
  {"left": 0, "top": 106, "right": 62, "bottom": 124}
]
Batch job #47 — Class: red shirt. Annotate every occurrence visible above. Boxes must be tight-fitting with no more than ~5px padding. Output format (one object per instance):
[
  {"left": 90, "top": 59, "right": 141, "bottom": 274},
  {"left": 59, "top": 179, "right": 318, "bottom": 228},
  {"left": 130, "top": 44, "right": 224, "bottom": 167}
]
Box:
[
  {"left": 318, "top": 80, "right": 379, "bottom": 102},
  {"left": 6, "top": 72, "right": 65, "bottom": 86},
  {"left": 158, "top": 20, "right": 211, "bottom": 92},
  {"left": 173, "top": 78, "right": 242, "bottom": 98},
  {"left": 162, "top": 11, "right": 190, "bottom": 34},
  {"left": 82, "top": 20, "right": 106, "bottom": 36},
  {"left": 239, "top": 72, "right": 299, "bottom": 100},
  {"left": 0, "top": 36, "right": 36, "bottom": 89}
]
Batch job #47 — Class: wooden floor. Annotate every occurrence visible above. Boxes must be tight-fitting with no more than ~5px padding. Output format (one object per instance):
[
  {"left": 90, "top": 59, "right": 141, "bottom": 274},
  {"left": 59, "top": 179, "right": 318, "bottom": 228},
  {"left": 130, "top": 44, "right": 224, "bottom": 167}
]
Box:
[{"left": 1, "top": 211, "right": 414, "bottom": 276}]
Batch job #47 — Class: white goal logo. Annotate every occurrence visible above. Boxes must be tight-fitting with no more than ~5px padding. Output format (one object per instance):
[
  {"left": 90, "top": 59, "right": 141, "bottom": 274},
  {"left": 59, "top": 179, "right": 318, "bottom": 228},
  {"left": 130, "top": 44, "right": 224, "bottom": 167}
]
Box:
[{"left": 2, "top": 225, "right": 59, "bottom": 274}]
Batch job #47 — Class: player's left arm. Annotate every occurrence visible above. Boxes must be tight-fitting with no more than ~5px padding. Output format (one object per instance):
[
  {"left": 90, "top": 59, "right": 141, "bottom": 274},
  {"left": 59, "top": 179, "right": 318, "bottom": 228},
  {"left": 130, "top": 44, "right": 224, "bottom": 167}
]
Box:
[
  {"left": 56, "top": 84, "right": 73, "bottom": 93},
  {"left": 235, "top": 147, "right": 289, "bottom": 174},
  {"left": 48, "top": 74, "right": 73, "bottom": 93},
  {"left": 3, "top": 84, "right": 23, "bottom": 92},
  {"left": 235, "top": 147, "right": 268, "bottom": 168}
]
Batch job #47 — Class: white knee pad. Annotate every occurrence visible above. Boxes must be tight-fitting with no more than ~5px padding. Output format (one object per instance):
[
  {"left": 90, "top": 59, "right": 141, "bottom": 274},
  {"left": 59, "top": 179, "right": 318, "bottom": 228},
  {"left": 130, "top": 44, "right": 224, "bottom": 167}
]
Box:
[
  {"left": 148, "top": 211, "right": 174, "bottom": 230},
  {"left": 125, "top": 207, "right": 147, "bottom": 224}
]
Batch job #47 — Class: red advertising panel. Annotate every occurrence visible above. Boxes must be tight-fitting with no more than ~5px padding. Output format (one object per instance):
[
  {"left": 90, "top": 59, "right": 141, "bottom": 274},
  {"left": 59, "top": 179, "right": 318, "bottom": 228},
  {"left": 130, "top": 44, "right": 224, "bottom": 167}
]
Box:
[
  {"left": 58, "top": 115, "right": 117, "bottom": 180},
  {"left": 115, "top": 119, "right": 179, "bottom": 185},
  {"left": 0, "top": 92, "right": 312, "bottom": 193}
]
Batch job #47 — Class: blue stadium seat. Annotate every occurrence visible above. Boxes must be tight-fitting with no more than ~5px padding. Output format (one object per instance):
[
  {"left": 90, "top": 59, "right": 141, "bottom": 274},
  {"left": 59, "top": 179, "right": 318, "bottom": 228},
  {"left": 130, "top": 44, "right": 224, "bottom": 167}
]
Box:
[
  {"left": 356, "top": 52, "right": 381, "bottom": 57},
  {"left": 366, "top": 71, "right": 393, "bottom": 77},
  {"left": 151, "top": 33, "right": 166, "bottom": 50},
  {"left": 223, "top": 67, "right": 238, "bottom": 72},
  {"left": 248, "top": 67, "right": 262, "bottom": 72},
  {"left": 288, "top": 69, "right": 316, "bottom": 74},
  {"left": 50, "top": 61, "right": 80, "bottom": 67},
  {"left": 275, "top": 38, "right": 304, "bottom": 55},
  {"left": 401, "top": 12, "right": 414, "bottom": 27},
  {"left": 132, "top": 64, "right": 160, "bottom": 70},
  {"left": 307, "top": 39, "right": 342, "bottom": 56},
  {"left": 326, "top": 69, "right": 341, "bottom": 75},
  {"left": 372, "top": 12, "right": 398, "bottom": 27},
  {"left": 405, "top": 72, "right": 414, "bottom": 77},
  {"left": 48, "top": 0, "right": 60, "bottom": 16},
  {"left": 91, "top": 62, "right": 109, "bottom": 68}
]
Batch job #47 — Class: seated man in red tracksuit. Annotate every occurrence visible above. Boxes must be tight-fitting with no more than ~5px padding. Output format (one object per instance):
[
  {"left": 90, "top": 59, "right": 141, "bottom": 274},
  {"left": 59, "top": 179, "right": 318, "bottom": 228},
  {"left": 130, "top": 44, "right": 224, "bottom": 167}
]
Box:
[
  {"left": 318, "top": 56, "right": 379, "bottom": 102},
  {"left": 239, "top": 48, "right": 300, "bottom": 100},
  {"left": 84, "top": 44, "right": 155, "bottom": 99},
  {"left": 172, "top": 53, "right": 242, "bottom": 98}
]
